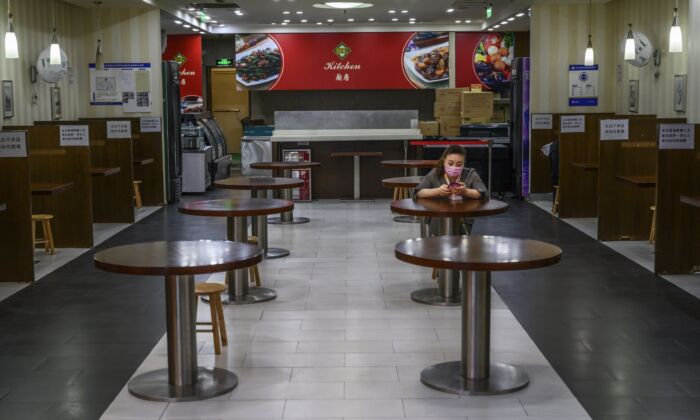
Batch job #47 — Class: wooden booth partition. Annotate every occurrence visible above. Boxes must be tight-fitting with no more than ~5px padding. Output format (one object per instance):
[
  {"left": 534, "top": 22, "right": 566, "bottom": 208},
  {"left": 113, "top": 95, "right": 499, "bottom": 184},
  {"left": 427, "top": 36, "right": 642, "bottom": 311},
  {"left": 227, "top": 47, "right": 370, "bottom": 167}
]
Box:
[
  {"left": 0, "top": 131, "right": 35, "bottom": 282},
  {"left": 597, "top": 117, "right": 685, "bottom": 241},
  {"left": 8, "top": 124, "right": 94, "bottom": 248},
  {"left": 130, "top": 118, "right": 165, "bottom": 206},
  {"left": 558, "top": 113, "right": 614, "bottom": 218},
  {"left": 655, "top": 125, "right": 700, "bottom": 274},
  {"left": 82, "top": 119, "right": 135, "bottom": 223},
  {"left": 530, "top": 114, "right": 556, "bottom": 194}
]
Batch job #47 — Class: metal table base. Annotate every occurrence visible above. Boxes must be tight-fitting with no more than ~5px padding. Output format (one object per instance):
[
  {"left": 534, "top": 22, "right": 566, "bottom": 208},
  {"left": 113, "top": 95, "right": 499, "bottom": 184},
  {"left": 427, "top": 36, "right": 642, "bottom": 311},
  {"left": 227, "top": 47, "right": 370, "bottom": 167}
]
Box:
[
  {"left": 268, "top": 169, "right": 310, "bottom": 225},
  {"left": 393, "top": 167, "right": 422, "bottom": 224},
  {"left": 253, "top": 190, "right": 291, "bottom": 259},
  {"left": 412, "top": 217, "right": 462, "bottom": 307},
  {"left": 420, "top": 270, "right": 529, "bottom": 395},
  {"left": 131, "top": 274, "right": 238, "bottom": 402}
]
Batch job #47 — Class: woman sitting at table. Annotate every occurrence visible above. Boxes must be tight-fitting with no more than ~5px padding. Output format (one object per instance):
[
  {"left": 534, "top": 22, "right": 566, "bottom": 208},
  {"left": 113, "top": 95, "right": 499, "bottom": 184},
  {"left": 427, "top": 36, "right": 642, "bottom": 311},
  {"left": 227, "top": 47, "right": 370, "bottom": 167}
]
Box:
[{"left": 414, "top": 144, "right": 487, "bottom": 234}]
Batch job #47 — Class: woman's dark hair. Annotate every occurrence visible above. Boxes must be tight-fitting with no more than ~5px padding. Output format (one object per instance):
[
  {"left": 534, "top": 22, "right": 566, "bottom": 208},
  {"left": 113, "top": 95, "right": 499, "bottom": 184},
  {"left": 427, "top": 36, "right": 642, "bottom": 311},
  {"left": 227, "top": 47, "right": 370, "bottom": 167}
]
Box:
[{"left": 435, "top": 145, "right": 467, "bottom": 177}]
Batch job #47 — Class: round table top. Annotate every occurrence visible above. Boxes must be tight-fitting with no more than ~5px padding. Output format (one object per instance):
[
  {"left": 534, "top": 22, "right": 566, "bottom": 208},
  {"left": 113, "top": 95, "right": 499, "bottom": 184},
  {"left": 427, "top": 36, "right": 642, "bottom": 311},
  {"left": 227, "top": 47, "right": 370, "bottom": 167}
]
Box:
[
  {"left": 382, "top": 176, "right": 424, "bottom": 189},
  {"left": 215, "top": 177, "right": 304, "bottom": 191},
  {"left": 381, "top": 160, "right": 438, "bottom": 168},
  {"left": 391, "top": 198, "right": 508, "bottom": 218},
  {"left": 250, "top": 161, "right": 321, "bottom": 170},
  {"left": 395, "top": 235, "right": 562, "bottom": 271},
  {"left": 179, "top": 198, "right": 294, "bottom": 217},
  {"left": 94, "top": 240, "right": 263, "bottom": 276}
]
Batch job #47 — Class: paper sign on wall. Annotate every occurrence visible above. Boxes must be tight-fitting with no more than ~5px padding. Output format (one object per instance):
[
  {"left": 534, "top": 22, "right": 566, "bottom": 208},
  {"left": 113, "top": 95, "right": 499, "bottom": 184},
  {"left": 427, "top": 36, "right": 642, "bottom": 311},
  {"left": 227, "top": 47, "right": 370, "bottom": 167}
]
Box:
[
  {"left": 568, "top": 64, "right": 598, "bottom": 106},
  {"left": 89, "top": 63, "right": 152, "bottom": 113},
  {"left": 532, "top": 114, "right": 553, "bottom": 130},
  {"left": 106, "top": 121, "right": 132, "bottom": 139},
  {"left": 561, "top": 115, "right": 585, "bottom": 133},
  {"left": 59, "top": 125, "right": 89, "bottom": 147},
  {"left": 140, "top": 117, "right": 161, "bottom": 133},
  {"left": 600, "top": 119, "right": 629, "bottom": 140},
  {"left": 659, "top": 124, "right": 695, "bottom": 150},
  {"left": 0, "top": 131, "right": 27, "bottom": 157}
]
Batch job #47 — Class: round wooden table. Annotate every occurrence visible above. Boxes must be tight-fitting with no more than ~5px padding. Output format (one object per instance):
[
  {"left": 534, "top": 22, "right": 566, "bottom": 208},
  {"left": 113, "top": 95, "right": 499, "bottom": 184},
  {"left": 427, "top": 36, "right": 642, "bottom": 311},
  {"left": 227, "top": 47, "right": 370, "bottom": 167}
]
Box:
[
  {"left": 250, "top": 161, "right": 321, "bottom": 225},
  {"left": 94, "top": 240, "right": 263, "bottom": 402},
  {"left": 215, "top": 177, "right": 303, "bottom": 258},
  {"left": 381, "top": 159, "right": 437, "bottom": 177},
  {"left": 395, "top": 235, "right": 562, "bottom": 396},
  {"left": 382, "top": 176, "right": 424, "bottom": 224},
  {"left": 179, "top": 198, "right": 293, "bottom": 304},
  {"left": 391, "top": 198, "right": 509, "bottom": 306}
]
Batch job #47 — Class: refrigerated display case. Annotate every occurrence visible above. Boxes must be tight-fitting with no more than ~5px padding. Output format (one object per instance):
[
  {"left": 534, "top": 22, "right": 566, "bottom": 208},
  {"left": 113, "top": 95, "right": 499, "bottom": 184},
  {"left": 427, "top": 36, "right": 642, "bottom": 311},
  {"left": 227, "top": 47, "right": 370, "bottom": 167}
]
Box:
[{"left": 283, "top": 149, "right": 312, "bottom": 202}]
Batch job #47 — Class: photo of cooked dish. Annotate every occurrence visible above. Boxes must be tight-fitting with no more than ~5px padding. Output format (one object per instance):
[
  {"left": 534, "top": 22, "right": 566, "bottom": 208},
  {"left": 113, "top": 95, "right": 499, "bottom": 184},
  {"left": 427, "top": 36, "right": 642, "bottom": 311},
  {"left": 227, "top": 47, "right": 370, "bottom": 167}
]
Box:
[
  {"left": 473, "top": 32, "right": 514, "bottom": 89},
  {"left": 235, "top": 34, "right": 283, "bottom": 88},
  {"left": 403, "top": 32, "right": 450, "bottom": 88}
]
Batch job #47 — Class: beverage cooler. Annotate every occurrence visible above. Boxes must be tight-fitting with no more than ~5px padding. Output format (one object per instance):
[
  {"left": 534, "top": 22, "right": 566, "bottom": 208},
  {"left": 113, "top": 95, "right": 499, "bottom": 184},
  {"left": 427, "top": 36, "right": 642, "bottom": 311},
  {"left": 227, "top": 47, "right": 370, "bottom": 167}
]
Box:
[{"left": 283, "top": 149, "right": 312, "bottom": 201}]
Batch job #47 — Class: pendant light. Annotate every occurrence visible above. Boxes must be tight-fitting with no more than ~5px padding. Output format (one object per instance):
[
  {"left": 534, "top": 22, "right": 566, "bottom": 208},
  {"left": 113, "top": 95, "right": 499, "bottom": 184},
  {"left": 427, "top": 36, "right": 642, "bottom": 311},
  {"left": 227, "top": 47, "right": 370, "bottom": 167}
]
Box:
[
  {"left": 49, "top": 0, "right": 61, "bottom": 65},
  {"left": 4, "top": 0, "right": 18, "bottom": 59},
  {"left": 94, "top": 1, "right": 104, "bottom": 70},
  {"left": 624, "top": 23, "right": 635, "bottom": 61},
  {"left": 669, "top": 0, "right": 682, "bottom": 53},
  {"left": 584, "top": 0, "right": 594, "bottom": 65}
]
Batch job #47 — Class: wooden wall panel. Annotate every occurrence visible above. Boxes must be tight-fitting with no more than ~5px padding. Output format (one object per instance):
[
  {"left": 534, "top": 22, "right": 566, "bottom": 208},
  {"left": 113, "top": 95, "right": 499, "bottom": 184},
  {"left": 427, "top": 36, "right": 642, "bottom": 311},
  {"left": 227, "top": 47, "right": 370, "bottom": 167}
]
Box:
[
  {"left": 130, "top": 118, "right": 165, "bottom": 206},
  {"left": 0, "top": 132, "right": 34, "bottom": 282},
  {"left": 655, "top": 127, "right": 700, "bottom": 274}
]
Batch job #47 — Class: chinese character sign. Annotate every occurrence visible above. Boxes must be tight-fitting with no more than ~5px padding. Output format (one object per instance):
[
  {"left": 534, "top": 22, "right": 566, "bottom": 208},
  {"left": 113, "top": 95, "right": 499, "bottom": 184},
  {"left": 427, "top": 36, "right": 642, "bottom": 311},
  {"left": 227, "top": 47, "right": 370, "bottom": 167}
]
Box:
[
  {"left": 659, "top": 124, "right": 695, "bottom": 150},
  {"left": 600, "top": 119, "right": 629, "bottom": 141},
  {"left": 532, "top": 114, "right": 553, "bottom": 130},
  {"left": 561, "top": 115, "right": 585, "bottom": 133},
  {"left": 59, "top": 125, "right": 89, "bottom": 147},
  {"left": 0, "top": 131, "right": 27, "bottom": 157},
  {"left": 106, "top": 121, "right": 132, "bottom": 139}
]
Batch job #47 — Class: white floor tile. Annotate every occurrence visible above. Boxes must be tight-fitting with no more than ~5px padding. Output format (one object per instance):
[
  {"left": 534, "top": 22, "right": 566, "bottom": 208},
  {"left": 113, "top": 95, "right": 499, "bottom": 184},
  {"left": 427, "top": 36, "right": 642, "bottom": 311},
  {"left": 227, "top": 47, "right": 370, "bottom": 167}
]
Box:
[{"left": 283, "top": 399, "right": 404, "bottom": 418}]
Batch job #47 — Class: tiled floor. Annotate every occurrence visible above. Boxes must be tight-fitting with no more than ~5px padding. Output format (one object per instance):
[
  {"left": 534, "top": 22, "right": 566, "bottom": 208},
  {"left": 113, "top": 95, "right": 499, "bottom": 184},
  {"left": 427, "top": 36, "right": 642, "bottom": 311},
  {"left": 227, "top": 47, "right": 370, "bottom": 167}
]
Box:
[{"left": 101, "top": 199, "right": 590, "bottom": 420}]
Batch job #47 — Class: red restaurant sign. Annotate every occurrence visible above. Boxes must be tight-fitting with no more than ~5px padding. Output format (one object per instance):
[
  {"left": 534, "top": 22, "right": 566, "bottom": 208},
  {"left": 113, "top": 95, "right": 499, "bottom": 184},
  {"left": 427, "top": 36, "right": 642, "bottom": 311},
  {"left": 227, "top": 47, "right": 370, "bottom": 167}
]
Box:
[{"left": 163, "top": 35, "right": 203, "bottom": 107}]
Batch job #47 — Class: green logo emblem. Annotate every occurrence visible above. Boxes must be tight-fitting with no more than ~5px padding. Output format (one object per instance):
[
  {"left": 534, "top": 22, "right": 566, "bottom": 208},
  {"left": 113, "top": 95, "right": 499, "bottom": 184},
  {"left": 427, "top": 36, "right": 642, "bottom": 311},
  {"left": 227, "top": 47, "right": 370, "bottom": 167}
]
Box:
[
  {"left": 173, "top": 52, "right": 187, "bottom": 65},
  {"left": 333, "top": 42, "right": 351, "bottom": 60}
]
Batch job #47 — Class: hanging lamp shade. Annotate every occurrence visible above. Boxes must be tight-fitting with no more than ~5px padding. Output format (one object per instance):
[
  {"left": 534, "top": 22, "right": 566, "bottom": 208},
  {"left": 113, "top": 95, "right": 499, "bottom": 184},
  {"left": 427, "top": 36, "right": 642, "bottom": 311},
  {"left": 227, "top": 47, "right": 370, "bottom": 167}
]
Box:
[
  {"left": 95, "top": 40, "right": 104, "bottom": 69},
  {"left": 4, "top": 13, "right": 18, "bottom": 59},
  {"left": 50, "top": 29, "right": 61, "bottom": 65},
  {"left": 584, "top": 36, "right": 594, "bottom": 66},
  {"left": 624, "top": 24, "right": 635, "bottom": 61},
  {"left": 669, "top": 7, "right": 682, "bottom": 53}
]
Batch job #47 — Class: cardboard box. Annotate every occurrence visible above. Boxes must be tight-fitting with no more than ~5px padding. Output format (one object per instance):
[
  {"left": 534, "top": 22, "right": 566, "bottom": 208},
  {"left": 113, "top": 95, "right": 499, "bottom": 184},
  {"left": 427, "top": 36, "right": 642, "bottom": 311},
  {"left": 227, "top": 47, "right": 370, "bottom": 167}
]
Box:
[
  {"left": 439, "top": 116, "right": 462, "bottom": 137},
  {"left": 461, "top": 91, "right": 494, "bottom": 119},
  {"left": 470, "top": 84, "right": 483, "bottom": 92},
  {"left": 434, "top": 101, "right": 461, "bottom": 117},
  {"left": 419, "top": 121, "right": 439, "bottom": 136},
  {"left": 435, "top": 88, "right": 470, "bottom": 103}
]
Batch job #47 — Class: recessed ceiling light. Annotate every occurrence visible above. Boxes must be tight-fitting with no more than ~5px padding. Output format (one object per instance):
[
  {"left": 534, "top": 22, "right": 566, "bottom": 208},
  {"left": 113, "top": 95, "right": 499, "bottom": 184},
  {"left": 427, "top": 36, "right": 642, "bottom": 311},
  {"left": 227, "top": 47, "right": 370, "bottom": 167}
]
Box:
[
  {"left": 314, "top": 2, "right": 373, "bottom": 9},
  {"left": 388, "top": 10, "right": 395, "bottom": 14},
  {"left": 487, "top": 28, "right": 493, "bottom": 31},
  {"left": 281, "top": 22, "right": 288, "bottom": 25},
  {"left": 516, "top": 12, "right": 525, "bottom": 17},
  {"left": 368, "top": 17, "right": 374, "bottom": 21},
  {"left": 465, "top": 20, "right": 471, "bottom": 23},
  {"left": 400, "top": 10, "right": 407, "bottom": 13},
  {"left": 455, "top": 20, "right": 461, "bottom": 23},
  {"left": 272, "top": 22, "right": 277, "bottom": 25},
  {"left": 500, "top": 20, "right": 508, "bottom": 24},
  {"left": 187, "top": 6, "right": 195, "bottom": 11},
  {"left": 174, "top": 20, "right": 182, "bottom": 24},
  {"left": 391, "top": 17, "right": 398, "bottom": 21},
  {"left": 183, "top": 24, "right": 191, "bottom": 28},
  {"left": 327, "top": 18, "right": 334, "bottom": 22},
  {"left": 507, "top": 17, "right": 515, "bottom": 21},
  {"left": 283, "top": 10, "right": 290, "bottom": 14},
  {"left": 409, "top": 17, "right": 415, "bottom": 20},
  {"left": 301, "top": 18, "right": 308, "bottom": 22},
  {"left": 347, "top": 18, "right": 354, "bottom": 21},
  {"left": 296, "top": 10, "right": 303, "bottom": 14},
  {"left": 446, "top": 8, "right": 454, "bottom": 13},
  {"left": 192, "top": 28, "right": 199, "bottom": 32},
  {"left": 316, "top": 21, "right": 323, "bottom": 25},
  {"left": 494, "top": 24, "right": 501, "bottom": 28},
  {"left": 283, "top": 19, "right": 290, "bottom": 22},
  {"left": 409, "top": 21, "right": 415, "bottom": 24},
  {"left": 210, "top": 20, "right": 218, "bottom": 23},
  {"left": 218, "top": 23, "right": 225, "bottom": 26},
  {"left": 235, "top": 10, "right": 243, "bottom": 16}
]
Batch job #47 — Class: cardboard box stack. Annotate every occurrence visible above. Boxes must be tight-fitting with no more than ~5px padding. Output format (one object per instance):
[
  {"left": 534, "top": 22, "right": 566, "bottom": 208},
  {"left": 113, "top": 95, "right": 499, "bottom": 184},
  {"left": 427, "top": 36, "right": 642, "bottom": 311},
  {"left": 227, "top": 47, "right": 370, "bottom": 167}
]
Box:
[
  {"left": 434, "top": 88, "right": 470, "bottom": 136},
  {"left": 418, "top": 121, "right": 439, "bottom": 136},
  {"left": 461, "top": 91, "right": 494, "bottom": 124}
]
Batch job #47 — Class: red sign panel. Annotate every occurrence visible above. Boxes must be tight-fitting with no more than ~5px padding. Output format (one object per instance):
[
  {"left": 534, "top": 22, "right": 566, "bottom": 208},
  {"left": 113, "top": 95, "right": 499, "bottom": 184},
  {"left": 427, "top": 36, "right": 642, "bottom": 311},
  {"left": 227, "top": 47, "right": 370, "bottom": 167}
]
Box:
[
  {"left": 163, "top": 35, "right": 203, "bottom": 111},
  {"left": 455, "top": 32, "right": 515, "bottom": 91},
  {"left": 235, "top": 32, "right": 450, "bottom": 90}
]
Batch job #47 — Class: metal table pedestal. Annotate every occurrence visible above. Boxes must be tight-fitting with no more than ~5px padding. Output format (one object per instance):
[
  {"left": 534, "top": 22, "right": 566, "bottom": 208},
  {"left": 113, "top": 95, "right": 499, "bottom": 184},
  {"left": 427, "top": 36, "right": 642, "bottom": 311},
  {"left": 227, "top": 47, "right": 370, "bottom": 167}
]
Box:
[
  {"left": 129, "top": 274, "right": 238, "bottom": 401},
  {"left": 420, "top": 270, "right": 528, "bottom": 395},
  {"left": 394, "top": 167, "right": 421, "bottom": 224},
  {"left": 268, "top": 169, "right": 310, "bottom": 225},
  {"left": 252, "top": 190, "right": 290, "bottom": 259}
]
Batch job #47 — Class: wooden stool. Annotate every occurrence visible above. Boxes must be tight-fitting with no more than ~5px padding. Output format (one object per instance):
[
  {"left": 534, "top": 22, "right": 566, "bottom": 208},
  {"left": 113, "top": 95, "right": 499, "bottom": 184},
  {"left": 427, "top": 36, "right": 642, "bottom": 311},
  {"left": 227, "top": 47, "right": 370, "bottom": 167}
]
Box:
[
  {"left": 195, "top": 282, "right": 228, "bottom": 355},
  {"left": 552, "top": 185, "right": 560, "bottom": 215},
  {"left": 247, "top": 236, "right": 262, "bottom": 287},
  {"left": 392, "top": 187, "right": 412, "bottom": 201},
  {"left": 32, "top": 214, "right": 55, "bottom": 255},
  {"left": 649, "top": 205, "right": 656, "bottom": 243},
  {"left": 330, "top": 151, "right": 383, "bottom": 201},
  {"left": 133, "top": 180, "right": 143, "bottom": 209}
]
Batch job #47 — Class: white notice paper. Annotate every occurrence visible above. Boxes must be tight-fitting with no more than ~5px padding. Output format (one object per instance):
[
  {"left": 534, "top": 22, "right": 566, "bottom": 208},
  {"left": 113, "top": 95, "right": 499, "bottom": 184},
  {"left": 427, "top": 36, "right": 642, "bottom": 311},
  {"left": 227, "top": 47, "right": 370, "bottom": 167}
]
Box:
[
  {"left": 59, "top": 125, "right": 89, "bottom": 147},
  {"left": 561, "top": 115, "right": 585, "bottom": 133},
  {"left": 600, "top": 119, "right": 629, "bottom": 141},
  {"left": 106, "top": 120, "right": 132, "bottom": 139},
  {"left": 659, "top": 124, "right": 695, "bottom": 150},
  {"left": 0, "top": 131, "right": 27, "bottom": 157},
  {"left": 140, "top": 117, "right": 161, "bottom": 133},
  {"left": 532, "top": 114, "right": 553, "bottom": 130}
]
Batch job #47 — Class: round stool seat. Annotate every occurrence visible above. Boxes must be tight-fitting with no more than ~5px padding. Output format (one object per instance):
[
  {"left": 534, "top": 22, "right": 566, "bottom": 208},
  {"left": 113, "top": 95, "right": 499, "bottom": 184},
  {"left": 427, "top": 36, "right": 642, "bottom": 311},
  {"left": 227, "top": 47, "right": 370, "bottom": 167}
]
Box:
[
  {"left": 32, "top": 214, "right": 54, "bottom": 221},
  {"left": 195, "top": 283, "right": 227, "bottom": 295}
]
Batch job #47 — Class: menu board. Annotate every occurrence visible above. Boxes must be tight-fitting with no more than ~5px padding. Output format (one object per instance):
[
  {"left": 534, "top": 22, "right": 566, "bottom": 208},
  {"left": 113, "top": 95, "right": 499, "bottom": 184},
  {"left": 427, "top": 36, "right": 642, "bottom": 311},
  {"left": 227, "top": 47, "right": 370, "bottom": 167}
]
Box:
[
  {"left": 659, "top": 124, "right": 695, "bottom": 150},
  {"left": 561, "top": 115, "right": 585, "bottom": 133},
  {"left": 600, "top": 119, "right": 629, "bottom": 141}
]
